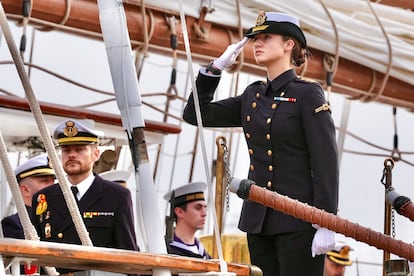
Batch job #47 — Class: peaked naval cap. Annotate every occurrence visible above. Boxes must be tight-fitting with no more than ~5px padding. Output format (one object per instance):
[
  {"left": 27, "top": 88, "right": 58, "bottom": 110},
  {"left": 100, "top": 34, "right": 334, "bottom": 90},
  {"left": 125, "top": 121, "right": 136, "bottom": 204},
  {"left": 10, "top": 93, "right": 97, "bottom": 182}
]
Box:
[
  {"left": 326, "top": 241, "right": 353, "bottom": 266},
  {"left": 15, "top": 154, "right": 55, "bottom": 183},
  {"left": 53, "top": 119, "right": 104, "bottom": 146},
  {"left": 164, "top": 182, "right": 207, "bottom": 207},
  {"left": 245, "top": 11, "right": 307, "bottom": 48}
]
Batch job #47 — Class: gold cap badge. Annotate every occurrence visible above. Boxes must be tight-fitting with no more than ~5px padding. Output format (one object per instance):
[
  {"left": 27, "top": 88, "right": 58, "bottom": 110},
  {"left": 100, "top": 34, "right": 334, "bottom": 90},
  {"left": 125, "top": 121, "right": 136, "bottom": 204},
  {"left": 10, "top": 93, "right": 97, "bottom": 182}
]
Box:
[
  {"left": 256, "top": 11, "right": 267, "bottom": 26},
  {"left": 63, "top": 120, "right": 78, "bottom": 138}
]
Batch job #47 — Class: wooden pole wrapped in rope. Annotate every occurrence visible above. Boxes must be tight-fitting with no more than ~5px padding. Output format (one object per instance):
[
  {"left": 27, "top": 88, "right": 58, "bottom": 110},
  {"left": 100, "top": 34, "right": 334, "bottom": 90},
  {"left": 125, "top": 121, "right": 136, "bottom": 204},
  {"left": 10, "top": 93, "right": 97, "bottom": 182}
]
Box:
[{"left": 229, "top": 178, "right": 414, "bottom": 261}]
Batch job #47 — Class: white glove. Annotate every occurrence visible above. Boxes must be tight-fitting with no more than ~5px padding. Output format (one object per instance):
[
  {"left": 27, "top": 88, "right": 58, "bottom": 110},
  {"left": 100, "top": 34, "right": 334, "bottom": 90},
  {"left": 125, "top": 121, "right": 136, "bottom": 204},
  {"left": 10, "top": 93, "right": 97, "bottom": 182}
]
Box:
[
  {"left": 311, "top": 226, "right": 336, "bottom": 257},
  {"left": 213, "top": 37, "right": 249, "bottom": 70}
]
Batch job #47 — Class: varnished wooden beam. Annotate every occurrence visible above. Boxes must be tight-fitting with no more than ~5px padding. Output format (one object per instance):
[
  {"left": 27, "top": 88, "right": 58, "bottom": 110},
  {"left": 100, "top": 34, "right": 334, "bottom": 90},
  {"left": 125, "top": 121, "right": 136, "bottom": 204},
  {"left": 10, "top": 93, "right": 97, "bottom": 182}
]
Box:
[
  {"left": 0, "top": 238, "right": 261, "bottom": 275},
  {"left": 0, "top": 95, "right": 181, "bottom": 134}
]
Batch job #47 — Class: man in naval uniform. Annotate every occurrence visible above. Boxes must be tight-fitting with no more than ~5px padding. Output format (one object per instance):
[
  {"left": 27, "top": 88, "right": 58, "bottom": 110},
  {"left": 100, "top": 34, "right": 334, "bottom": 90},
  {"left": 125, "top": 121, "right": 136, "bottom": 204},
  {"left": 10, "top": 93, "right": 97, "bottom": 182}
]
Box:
[
  {"left": 2, "top": 154, "right": 55, "bottom": 239},
  {"left": 164, "top": 182, "right": 211, "bottom": 259},
  {"left": 30, "top": 119, "right": 139, "bottom": 274},
  {"left": 1, "top": 154, "right": 55, "bottom": 275}
]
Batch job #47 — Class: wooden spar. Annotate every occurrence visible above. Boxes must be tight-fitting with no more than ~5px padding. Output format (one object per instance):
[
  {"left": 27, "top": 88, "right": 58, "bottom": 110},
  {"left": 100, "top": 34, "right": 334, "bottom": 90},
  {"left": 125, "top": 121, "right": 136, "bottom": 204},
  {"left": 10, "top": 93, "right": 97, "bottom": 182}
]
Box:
[
  {"left": 3, "top": 0, "right": 414, "bottom": 110},
  {"left": 375, "top": 0, "right": 414, "bottom": 10},
  {"left": 237, "top": 182, "right": 414, "bottom": 261},
  {"left": 0, "top": 94, "right": 181, "bottom": 134},
  {"left": 0, "top": 239, "right": 262, "bottom": 276},
  {"left": 212, "top": 136, "right": 226, "bottom": 259}
]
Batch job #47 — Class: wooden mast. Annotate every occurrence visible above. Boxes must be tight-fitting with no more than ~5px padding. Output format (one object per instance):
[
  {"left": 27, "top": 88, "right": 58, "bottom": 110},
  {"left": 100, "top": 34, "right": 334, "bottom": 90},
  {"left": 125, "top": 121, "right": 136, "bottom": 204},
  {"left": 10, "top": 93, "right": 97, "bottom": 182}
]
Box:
[{"left": 3, "top": 0, "right": 414, "bottom": 110}]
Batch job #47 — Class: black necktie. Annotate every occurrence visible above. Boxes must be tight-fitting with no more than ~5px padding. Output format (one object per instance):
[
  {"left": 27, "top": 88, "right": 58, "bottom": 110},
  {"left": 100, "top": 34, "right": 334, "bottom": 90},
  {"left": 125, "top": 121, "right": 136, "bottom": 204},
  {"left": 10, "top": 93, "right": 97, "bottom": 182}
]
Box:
[{"left": 71, "top": 186, "right": 79, "bottom": 202}]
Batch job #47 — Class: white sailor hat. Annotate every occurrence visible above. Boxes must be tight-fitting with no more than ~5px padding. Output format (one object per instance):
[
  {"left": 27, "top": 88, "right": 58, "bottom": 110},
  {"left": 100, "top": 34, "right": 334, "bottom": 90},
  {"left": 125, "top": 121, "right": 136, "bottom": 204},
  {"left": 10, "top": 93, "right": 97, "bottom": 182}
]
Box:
[
  {"left": 15, "top": 154, "right": 55, "bottom": 183},
  {"left": 100, "top": 170, "right": 130, "bottom": 187},
  {"left": 245, "top": 11, "right": 307, "bottom": 48},
  {"left": 164, "top": 182, "right": 207, "bottom": 207},
  {"left": 53, "top": 119, "right": 104, "bottom": 146},
  {"left": 326, "top": 241, "right": 353, "bottom": 266}
]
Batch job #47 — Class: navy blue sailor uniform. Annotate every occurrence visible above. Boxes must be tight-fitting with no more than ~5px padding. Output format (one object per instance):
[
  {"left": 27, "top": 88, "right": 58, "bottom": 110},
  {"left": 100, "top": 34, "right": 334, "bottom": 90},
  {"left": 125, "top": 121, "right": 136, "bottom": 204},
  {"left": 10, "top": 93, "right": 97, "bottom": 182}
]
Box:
[
  {"left": 168, "top": 235, "right": 211, "bottom": 259},
  {"left": 183, "top": 68, "right": 339, "bottom": 235},
  {"left": 30, "top": 174, "right": 139, "bottom": 251},
  {"left": 1, "top": 210, "right": 27, "bottom": 239}
]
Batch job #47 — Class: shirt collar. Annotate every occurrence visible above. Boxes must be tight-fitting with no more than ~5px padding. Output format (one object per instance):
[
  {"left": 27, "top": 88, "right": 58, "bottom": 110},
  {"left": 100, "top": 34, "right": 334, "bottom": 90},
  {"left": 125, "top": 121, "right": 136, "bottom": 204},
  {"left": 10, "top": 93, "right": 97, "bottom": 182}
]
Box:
[
  {"left": 70, "top": 173, "right": 95, "bottom": 200},
  {"left": 267, "top": 68, "right": 297, "bottom": 94}
]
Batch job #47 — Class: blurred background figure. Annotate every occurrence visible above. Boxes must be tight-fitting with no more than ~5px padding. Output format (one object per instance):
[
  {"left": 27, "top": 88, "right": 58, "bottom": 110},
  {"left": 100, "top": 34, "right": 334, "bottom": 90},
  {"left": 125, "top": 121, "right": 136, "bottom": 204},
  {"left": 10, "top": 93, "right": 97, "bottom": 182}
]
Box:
[
  {"left": 100, "top": 170, "right": 130, "bottom": 188},
  {"left": 1, "top": 153, "right": 55, "bottom": 239},
  {"left": 324, "top": 241, "right": 353, "bottom": 276}
]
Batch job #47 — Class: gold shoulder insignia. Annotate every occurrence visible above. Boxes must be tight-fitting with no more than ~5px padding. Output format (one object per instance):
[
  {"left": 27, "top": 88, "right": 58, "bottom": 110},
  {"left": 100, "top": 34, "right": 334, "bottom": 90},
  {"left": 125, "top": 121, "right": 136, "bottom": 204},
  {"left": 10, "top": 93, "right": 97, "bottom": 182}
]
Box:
[
  {"left": 36, "top": 194, "right": 48, "bottom": 215},
  {"left": 315, "top": 103, "right": 331, "bottom": 113}
]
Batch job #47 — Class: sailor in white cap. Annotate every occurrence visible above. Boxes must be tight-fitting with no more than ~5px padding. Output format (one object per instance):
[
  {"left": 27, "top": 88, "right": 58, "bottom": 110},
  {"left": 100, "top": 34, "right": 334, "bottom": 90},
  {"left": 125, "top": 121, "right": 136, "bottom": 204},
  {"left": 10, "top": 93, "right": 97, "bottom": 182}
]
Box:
[
  {"left": 324, "top": 241, "right": 353, "bottom": 276},
  {"left": 30, "top": 119, "right": 139, "bottom": 274},
  {"left": 164, "top": 182, "right": 211, "bottom": 259},
  {"left": 1, "top": 154, "right": 55, "bottom": 274},
  {"left": 2, "top": 153, "right": 55, "bottom": 239},
  {"left": 99, "top": 170, "right": 130, "bottom": 188},
  {"left": 183, "top": 10, "right": 338, "bottom": 276}
]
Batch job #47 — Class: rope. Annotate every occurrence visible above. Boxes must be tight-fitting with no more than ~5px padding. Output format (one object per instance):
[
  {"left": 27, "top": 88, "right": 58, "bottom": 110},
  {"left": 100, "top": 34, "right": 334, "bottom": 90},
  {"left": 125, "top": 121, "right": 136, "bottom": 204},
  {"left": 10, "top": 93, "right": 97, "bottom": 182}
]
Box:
[
  {"left": 391, "top": 107, "right": 401, "bottom": 161},
  {"left": 19, "top": 0, "right": 30, "bottom": 59},
  {"left": 0, "top": 132, "right": 58, "bottom": 275},
  {"left": 0, "top": 2, "right": 92, "bottom": 249},
  {"left": 0, "top": 132, "right": 37, "bottom": 241},
  {"left": 0, "top": 60, "right": 114, "bottom": 96},
  {"left": 319, "top": 0, "right": 340, "bottom": 104},
  {"left": 134, "top": 1, "right": 154, "bottom": 79},
  {"left": 178, "top": 0, "right": 228, "bottom": 272},
  {"left": 356, "top": 0, "right": 392, "bottom": 102},
  {"left": 225, "top": 0, "right": 245, "bottom": 74},
  {"left": 34, "top": 0, "right": 72, "bottom": 32},
  {"left": 336, "top": 125, "right": 414, "bottom": 167},
  {"left": 191, "top": 5, "right": 210, "bottom": 41},
  {"left": 152, "top": 15, "right": 179, "bottom": 180}
]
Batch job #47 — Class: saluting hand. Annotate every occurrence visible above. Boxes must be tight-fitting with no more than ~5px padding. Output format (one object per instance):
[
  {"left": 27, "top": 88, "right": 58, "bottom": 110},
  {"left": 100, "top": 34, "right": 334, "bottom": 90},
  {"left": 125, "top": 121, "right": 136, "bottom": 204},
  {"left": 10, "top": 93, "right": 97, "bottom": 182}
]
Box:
[{"left": 213, "top": 37, "right": 249, "bottom": 70}]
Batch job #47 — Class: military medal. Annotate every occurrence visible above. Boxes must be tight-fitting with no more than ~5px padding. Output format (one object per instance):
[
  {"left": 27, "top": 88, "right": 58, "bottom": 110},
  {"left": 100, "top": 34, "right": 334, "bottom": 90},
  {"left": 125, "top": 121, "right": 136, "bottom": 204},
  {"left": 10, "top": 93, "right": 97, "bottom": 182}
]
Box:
[
  {"left": 274, "top": 96, "right": 297, "bottom": 102},
  {"left": 44, "top": 223, "right": 51, "bottom": 238}
]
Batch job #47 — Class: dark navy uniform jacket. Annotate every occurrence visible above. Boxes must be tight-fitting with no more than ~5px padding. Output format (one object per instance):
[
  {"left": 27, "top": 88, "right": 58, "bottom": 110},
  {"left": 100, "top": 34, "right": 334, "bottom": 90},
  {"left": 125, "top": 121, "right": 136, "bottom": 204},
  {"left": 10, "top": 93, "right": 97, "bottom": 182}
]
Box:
[
  {"left": 30, "top": 174, "right": 139, "bottom": 250},
  {"left": 1, "top": 206, "right": 33, "bottom": 239},
  {"left": 1, "top": 212, "right": 25, "bottom": 239},
  {"left": 183, "top": 69, "right": 339, "bottom": 235}
]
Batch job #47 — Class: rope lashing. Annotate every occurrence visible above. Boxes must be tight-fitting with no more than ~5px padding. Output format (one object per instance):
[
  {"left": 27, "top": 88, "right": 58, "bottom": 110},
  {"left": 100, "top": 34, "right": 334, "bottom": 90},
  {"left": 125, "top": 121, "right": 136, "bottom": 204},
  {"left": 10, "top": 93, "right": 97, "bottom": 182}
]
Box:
[
  {"left": 391, "top": 107, "right": 401, "bottom": 161},
  {"left": 165, "top": 15, "right": 178, "bottom": 98},
  {"left": 192, "top": 3, "right": 214, "bottom": 40},
  {"left": 19, "top": 0, "right": 30, "bottom": 57}
]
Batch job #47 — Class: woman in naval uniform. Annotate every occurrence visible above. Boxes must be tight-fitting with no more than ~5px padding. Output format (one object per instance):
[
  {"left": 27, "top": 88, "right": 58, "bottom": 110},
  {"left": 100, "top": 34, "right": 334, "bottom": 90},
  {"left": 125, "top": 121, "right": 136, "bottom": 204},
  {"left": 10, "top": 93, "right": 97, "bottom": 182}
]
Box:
[{"left": 183, "top": 11, "right": 339, "bottom": 276}]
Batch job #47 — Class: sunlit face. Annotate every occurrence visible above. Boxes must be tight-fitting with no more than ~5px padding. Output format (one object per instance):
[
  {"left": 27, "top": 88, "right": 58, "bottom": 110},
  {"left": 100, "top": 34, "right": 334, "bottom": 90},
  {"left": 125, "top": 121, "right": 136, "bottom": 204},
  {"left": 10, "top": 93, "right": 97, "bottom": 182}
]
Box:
[
  {"left": 60, "top": 144, "right": 100, "bottom": 177},
  {"left": 252, "top": 33, "right": 293, "bottom": 67},
  {"left": 20, "top": 175, "right": 55, "bottom": 206},
  {"left": 176, "top": 200, "right": 207, "bottom": 231},
  {"left": 324, "top": 257, "right": 346, "bottom": 276}
]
